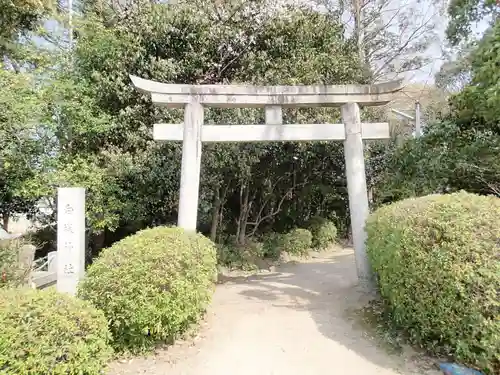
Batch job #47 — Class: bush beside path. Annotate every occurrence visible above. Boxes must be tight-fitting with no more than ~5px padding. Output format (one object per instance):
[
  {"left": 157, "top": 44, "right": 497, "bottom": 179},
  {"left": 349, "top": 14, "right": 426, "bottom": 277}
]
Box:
[
  {"left": 367, "top": 192, "right": 500, "bottom": 373},
  {"left": 108, "top": 248, "right": 441, "bottom": 375}
]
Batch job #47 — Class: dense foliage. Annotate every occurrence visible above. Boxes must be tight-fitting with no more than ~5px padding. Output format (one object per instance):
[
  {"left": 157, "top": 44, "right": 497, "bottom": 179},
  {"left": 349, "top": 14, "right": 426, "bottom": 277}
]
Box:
[
  {"left": 366, "top": 192, "right": 500, "bottom": 373},
  {"left": 63, "top": 1, "right": 367, "bottom": 248},
  {"left": 0, "top": 0, "right": 54, "bottom": 59},
  {"left": 1, "top": 0, "right": 371, "bottom": 255},
  {"left": 446, "top": 0, "right": 499, "bottom": 46},
  {"left": 262, "top": 232, "right": 286, "bottom": 259},
  {"left": 217, "top": 238, "right": 268, "bottom": 270},
  {"left": 375, "top": 121, "right": 500, "bottom": 202},
  {"left": 78, "top": 226, "right": 217, "bottom": 352},
  {"left": 0, "top": 287, "right": 112, "bottom": 374},
  {"left": 307, "top": 216, "right": 337, "bottom": 250},
  {"left": 281, "top": 228, "right": 313, "bottom": 255},
  {"left": 376, "top": 20, "right": 500, "bottom": 204},
  {"left": 449, "top": 21, "right": 500, "bottom": 133},
  {"left": 0, "top": 65, "right": 47, "bottom": 229},
  {"left": 0, "top": 239, "right": 32, "bottom": 288}
]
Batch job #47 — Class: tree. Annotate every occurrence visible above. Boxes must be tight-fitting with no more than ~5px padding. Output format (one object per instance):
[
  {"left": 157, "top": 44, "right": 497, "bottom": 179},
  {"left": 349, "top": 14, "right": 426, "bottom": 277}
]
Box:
[
  {"left": 316, "top": 0, "right": 443, "bottom": 81},
  {"left": 446, "top": 0, "right": 499, "bottom": 46},
  {"left": 435, "top": 44, "right": 474, "bottom": 94},
  {"left": 376, "top": 19, "right": 500, "bottom": 204},
  {"left": 48, "top": 0, "right": 367, "bottom": 247},
  {"left": 0, "top": 66, "right": 46, "bottom": 230},
  {"left": 374, "top": 121, "right": 500, "bottom": 203},
  {"left": 448, "top": 22, "right": 500, "bottom": 133},
  {"left": 0, "top": 0, "right": 56, "bottom": 64},
  {"left": 435, "top": 0, "right": 497, "bottom": 110}
]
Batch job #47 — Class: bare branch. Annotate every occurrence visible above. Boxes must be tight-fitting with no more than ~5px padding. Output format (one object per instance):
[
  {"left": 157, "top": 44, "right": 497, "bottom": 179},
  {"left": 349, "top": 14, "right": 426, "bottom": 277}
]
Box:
[
  {"left": 372, "top": 14, "right": 435, "bottom": 78},
  {"left": 246, "top": 173, "right": 291, "bottom": 230},
  {"left": 246, "top": 179, "right": 309, "bottom": 237}
]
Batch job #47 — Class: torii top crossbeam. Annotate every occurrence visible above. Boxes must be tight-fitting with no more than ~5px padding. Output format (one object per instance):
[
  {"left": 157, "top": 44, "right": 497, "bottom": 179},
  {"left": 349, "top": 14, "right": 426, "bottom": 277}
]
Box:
[{"left": 130, "top": 75, "right": 404, "bottom": 108}]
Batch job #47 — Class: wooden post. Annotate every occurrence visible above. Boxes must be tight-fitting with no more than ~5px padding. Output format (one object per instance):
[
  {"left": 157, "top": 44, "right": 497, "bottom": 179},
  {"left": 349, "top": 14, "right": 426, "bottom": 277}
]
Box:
[
  {"left": 56, "top": 187, "right": 86, "bottom": 296},
  {"left": 415, "top": 100, "right": 421, "bottom": 137},
  {"left": 177, "top": 102, "right": 204, "bottom": 231},
  {"left": 48, "top": 251, "right": 57, "bottom": 273},
  {"left": 341, "top": 103, "right": 373, "bottom": 291},
  {"left": 265, "top": 105, "right": 283, "bottom": 125}
]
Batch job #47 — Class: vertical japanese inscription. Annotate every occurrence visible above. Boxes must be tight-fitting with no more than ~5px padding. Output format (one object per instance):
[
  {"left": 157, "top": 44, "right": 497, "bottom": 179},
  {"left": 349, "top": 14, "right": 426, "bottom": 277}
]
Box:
[
  {"left": 56, "top": 188, "right": 86, "bottom": 295},
  {"left": 62, "top": 204, "right": 75, "bottom": 275}
]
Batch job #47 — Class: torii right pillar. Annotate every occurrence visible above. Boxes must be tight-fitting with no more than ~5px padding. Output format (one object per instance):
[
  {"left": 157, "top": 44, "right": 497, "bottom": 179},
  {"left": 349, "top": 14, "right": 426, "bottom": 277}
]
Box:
[{"left": 342, "top": 102, "right": 374, "bottom": 291}]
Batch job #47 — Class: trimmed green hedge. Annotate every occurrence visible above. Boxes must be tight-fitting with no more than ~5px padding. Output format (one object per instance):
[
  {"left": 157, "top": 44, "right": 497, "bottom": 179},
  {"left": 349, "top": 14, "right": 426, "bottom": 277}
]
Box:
[
  {"left": 78, "top": 226, "right": 217, "bottom": 352},
  {"left": 0, "top": 288, "right": 112, "bottom": 374},
  {"left": 306, "top": 216, "right": 337, "bottom": 249},
  {"left": 366, "top": 192, "right": 500, "bottom": 373},
  {"left": 282, "top": 228, "right": 312, "bottom": 255}
]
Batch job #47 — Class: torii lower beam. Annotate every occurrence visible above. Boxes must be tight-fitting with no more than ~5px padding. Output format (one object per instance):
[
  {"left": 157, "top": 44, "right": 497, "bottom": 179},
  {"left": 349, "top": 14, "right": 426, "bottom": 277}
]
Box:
[
  {"left": 153, "top": 122, "right": 389, "bottom": 142},
  {"left": 130, "top": 75, "right": 404, "bottom": 291}
]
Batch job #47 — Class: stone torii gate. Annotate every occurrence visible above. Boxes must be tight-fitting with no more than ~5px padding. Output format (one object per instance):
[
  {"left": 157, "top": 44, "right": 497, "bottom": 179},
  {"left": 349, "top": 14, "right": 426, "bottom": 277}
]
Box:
[{"left": 130, "top": 75, "right": 403, "bottom": 288}]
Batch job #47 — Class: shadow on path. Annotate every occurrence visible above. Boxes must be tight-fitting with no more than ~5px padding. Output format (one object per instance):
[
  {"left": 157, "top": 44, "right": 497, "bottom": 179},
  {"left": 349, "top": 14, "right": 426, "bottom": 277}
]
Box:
[{"left": 223, "top": 248, "right": 439, "bottom": 375}]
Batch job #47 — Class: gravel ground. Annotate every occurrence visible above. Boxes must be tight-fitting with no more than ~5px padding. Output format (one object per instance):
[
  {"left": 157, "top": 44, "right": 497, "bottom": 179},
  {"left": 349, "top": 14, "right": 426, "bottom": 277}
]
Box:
[{"left": 108, "top": 248, "right": 441, "bottom": 375}]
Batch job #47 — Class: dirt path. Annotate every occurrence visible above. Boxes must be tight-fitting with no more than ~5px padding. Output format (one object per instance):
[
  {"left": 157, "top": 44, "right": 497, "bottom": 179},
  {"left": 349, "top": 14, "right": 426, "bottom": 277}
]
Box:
[{"left": 109, "top": 248, "right": 441, "bottom": 375}]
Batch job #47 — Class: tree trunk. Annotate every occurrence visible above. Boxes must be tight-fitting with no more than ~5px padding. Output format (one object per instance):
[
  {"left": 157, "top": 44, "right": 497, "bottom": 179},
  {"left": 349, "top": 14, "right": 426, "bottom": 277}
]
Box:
[
  {"left": 217, "top": 195, "right": 227, "bottom": 243},
  {"left": 238, "top": 215, "right": 248, "bottom": 245},
  {"left": 2, "top": 213, "right": 9, "bottom": 233},
  {"left": 93, "top": 231, "right": 106, "bottom": 253},
  {"left": 352, "top": 0, "right": 368, "bottom": 69},
  {"left": 210, "top": 186, "right": 221, "bottom": 242},
  {"left": 237, "top": 185, "right": 250, "bottom": 245},
  {"left": 368, "top": 186, "right": 374, "bottom": 209}
]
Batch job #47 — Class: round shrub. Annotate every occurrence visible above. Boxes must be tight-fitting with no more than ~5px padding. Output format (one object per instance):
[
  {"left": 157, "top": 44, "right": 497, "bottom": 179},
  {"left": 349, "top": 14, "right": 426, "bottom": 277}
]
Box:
[
  {"left": 307, "top": 216, "right": 337, "bottom": 249},
  {"left": 282, "top": 228, "right": 312, "bottom": 255},
  {"left": 366, "top": 192, "right": 500, "bottom": 373},
  {"left": 78, "top": 226, "right": 217, "bottom": 352},
  {"left": 0, "top": 288, "right": 112, "bottom": 375},
  {"left": 217, "top": 239, "right": 264, "bottom": 270},
  {"left": 262, "top": 232, "right": 285, "bottom": 259}
]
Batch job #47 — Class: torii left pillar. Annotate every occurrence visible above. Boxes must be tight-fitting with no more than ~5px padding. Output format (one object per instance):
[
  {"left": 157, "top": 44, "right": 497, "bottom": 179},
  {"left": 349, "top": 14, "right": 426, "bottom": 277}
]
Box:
[{"left": 178, "top": 102, "right": 204, "bottom": 231}]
